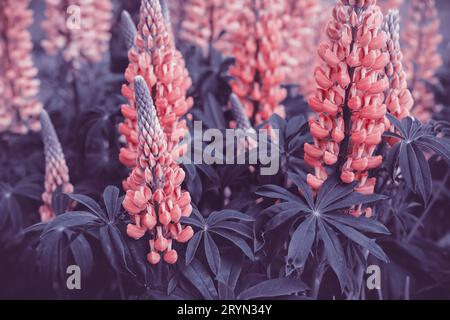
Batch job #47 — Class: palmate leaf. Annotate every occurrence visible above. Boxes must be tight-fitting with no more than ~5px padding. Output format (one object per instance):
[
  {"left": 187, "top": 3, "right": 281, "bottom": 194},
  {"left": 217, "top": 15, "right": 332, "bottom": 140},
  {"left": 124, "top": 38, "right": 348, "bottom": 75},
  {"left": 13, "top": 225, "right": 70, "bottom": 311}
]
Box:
[
  {"left": 181, "top": 208, "right": 255, "bottom": 277},
  {"left": 34, "top": 185, "right": 135, "bottom": 287},
  {"left": 386, "top": 114, "right": 450, "bottom": 203},
  {"left": 0, "top": 175, "right": 44, "bottom": 231},
  {"left": 257, "top": 176, "right": 390, "bottom": 291},
  {"left": 178, "top": 258, "right": 218, "bottom": 300},
  {"left": 286, "top": 215, "right": 316, "bottom": 273},
  {"left": 236, "top": 278, "right": 307, "bottom": 300}
]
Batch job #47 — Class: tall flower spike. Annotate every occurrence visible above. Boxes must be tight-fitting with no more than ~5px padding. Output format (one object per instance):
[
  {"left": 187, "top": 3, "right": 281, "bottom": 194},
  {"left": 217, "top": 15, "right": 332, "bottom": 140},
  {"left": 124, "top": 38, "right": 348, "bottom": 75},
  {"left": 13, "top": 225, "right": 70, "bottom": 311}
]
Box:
[
  {"left": 228, "top": 0, "right": 287, "bottom": 126},
  {"left": 119, "top": 0, "right": 193, "bottom": 178},
  {"left": 383, "top": 10, "right": 413, "bottom": 120},
  {"left": 120, "top": 11, "right": 137, "bottom": 52},
  {"left": 0, "top": 0, "right": 42, "bottom": 134},
  {"left": 39, "top": 110, "right": 73, "bottom": 222},
  {"left": 304, "top": 0, "right": 390, "bottom": 217},
  {"left": 41, "top": 0, "right": 113, "bottom": 69},
  {"left": 123, "top": 76, "right": 194, "bottom": 265},
  {"left": 402, "top": 0, "right": 443, "bottom": 122}
]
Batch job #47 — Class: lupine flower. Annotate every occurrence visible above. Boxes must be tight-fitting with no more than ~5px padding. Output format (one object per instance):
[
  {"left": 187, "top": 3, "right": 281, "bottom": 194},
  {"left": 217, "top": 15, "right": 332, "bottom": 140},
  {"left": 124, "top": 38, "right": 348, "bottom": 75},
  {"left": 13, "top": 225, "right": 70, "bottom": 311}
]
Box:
[
  {"left": 304, "top": 0, "right": 390, "bottom": 217},
  {"left": 402, "top": 0, "right": 443, "bottom": 122},
  {"left": 39, "top": 110, "right": 73, "bottom": 222},
  {"left": 118, "top": 0, "right": 193, "bottom": 175},
  {"left": 228, "top": 0, "right": 287, "bottom": 126},
  {"left": 178, "top": 0, "right": 238, "bottom": 57},
  {"left": 281, "top": 0, "right": 328, "bottom": 94},
  {"left": 383, "top": 10, "right": 414, "bottom": 120},
  {"left": 377, "top": 0, "right": 403, "bottom": 13},
  {"left": 123, "top": 76, "right": 193, "bottom": 265},
  {"left": 0, "top": 0, "right": 42, "bottom": 134},
  {"left": 41, "top": 0, "right": 113, "bottom": 69}
]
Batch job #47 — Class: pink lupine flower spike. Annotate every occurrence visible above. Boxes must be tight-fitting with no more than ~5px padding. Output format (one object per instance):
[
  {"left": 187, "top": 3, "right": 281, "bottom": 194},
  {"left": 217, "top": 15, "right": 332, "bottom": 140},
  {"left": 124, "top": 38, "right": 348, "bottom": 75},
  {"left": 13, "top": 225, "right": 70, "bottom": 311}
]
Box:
[
  {"left": 39, "top": 110, "right": 74, "bottom": 222},
  {"left": 123, "top": 76, "right": 193, "bottom": 265}
]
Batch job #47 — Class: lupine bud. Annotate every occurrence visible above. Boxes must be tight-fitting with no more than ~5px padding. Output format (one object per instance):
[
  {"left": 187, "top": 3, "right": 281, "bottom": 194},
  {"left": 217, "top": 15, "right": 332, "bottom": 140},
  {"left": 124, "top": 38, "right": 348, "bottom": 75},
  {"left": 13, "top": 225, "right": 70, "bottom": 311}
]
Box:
[
  {"left": 402, "top": 0, "right": 442, "bottom": 122},
  {"left": 39, "top": 110, "right": 73, "bottom": 222},
  {"left": 122, "top": 76, "right": 194, "bottom": 264},
  {"left": 228, "top": 0, "right": 287, "bottom": 126},
  {"left": 41, "top": 0, "right": 113, "bottom": 69},
  {"left": 0, "top": 0, "right": 42, "bottom": 134},
  {"left": 383, "top": 10, "right": 414, "bottom": 120},
  {"left": 120, "top": 11, "right": 137, "bottom": 52},
  {"left": 305, "top": 0, "right": 391, "bottom": 217}
]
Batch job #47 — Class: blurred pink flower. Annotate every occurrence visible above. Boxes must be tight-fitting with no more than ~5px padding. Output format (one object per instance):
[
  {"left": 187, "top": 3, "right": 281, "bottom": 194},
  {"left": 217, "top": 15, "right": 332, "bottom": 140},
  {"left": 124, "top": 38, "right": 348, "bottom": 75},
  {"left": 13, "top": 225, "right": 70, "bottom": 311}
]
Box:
[
  {"left": 0, "top": 0, "right": 42, "bottom": 134},
  {"left": 281, "top": 0, "right": 331, "bottom": 96},
  {"left": 304, "top": 0, "right": 390, "bottom": 217},
  {"left": 228, "top": 0, "right": 287, "bottom": 126},
  {"left": 39, "top": 110, "right": 73, "bottom": 222},
  {"left": 41, "top": 0, "right": 113, "bottom": 69},
  {"left": 178, "top": 0, "right": 239, "bottom": 57},
  {"left": 123, "top": 76, "right": 193, "bottom": 265},
  {"left": 402, "top": 0, "right": 443, "bottom": 122}
]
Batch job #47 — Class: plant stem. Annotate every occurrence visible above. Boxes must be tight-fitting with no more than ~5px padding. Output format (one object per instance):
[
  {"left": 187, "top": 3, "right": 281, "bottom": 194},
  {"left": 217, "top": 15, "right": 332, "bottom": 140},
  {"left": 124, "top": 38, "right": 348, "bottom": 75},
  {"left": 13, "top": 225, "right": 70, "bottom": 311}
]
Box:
[
  {"left": 406, "top": 170, "right": 450, "bottom": 243},
  {"left": 311, "top": 250, "right": 325, "bottom": 299},
  {"left": 116, "top": 270, "right": 125, "bottom": 300}
]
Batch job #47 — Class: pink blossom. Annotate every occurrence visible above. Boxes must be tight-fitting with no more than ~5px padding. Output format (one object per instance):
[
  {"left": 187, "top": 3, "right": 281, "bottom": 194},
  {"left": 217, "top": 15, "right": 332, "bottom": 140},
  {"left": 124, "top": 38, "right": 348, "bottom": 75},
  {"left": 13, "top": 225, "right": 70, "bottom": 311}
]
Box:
[
  {"left": 41, "top": 0, "right": 113, "bottom": 69},
  {"left": 0, "top": 0, "right": 42, "bottom": 134},
  {"left": 402, "top": 0, "right": 443, "bottom": 122},
  {"left": 123, "top": 76, "right": 193, "bottom": 265},
  {"left": 119, "top": 0, "right": 193, "bottom": 176},
  {"left": 178, "top": 0, "right": 239, "bottom": 57},
  {"left": 228, "top": 0, "right": 287, "bottom": 126},
  {"left": 305, "top": 0, "right": 391, "bottom": 217}
]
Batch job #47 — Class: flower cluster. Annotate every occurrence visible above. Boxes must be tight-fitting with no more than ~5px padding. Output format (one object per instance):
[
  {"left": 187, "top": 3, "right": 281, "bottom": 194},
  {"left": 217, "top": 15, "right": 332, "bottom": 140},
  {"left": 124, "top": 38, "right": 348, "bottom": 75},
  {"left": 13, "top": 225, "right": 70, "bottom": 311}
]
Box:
[
  {"left": 281, "top": 0, "right": 327, "bottom": 95},
  {"left": 118, "top": 0, "right": 193, "bottom": 173},
  {"left": 305, "top": 0, "right": 391, "bottom": 217},
  {"left": 178, "top": 0, "right": 237, "bottom": 57},
  {"left": 41, "top": 0, "right": 113, "bottom": 69},
  {"left": 228, "top": 0, "right": 287, "bottom": 126},
  {"left": 39, "top": 110, "right": 73, "bottom": 222},
  {"left": 383, "top": 9, "right": 413, "bottom": 120},
  {"left": 0, "top": 0, "right": 42, "bottom": 134},
  {"left": 402, "top": 0, "right": 443, "bottom": 122},
  {"left": 123, "top": 76, "right": 194, "bottom": 265}
]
